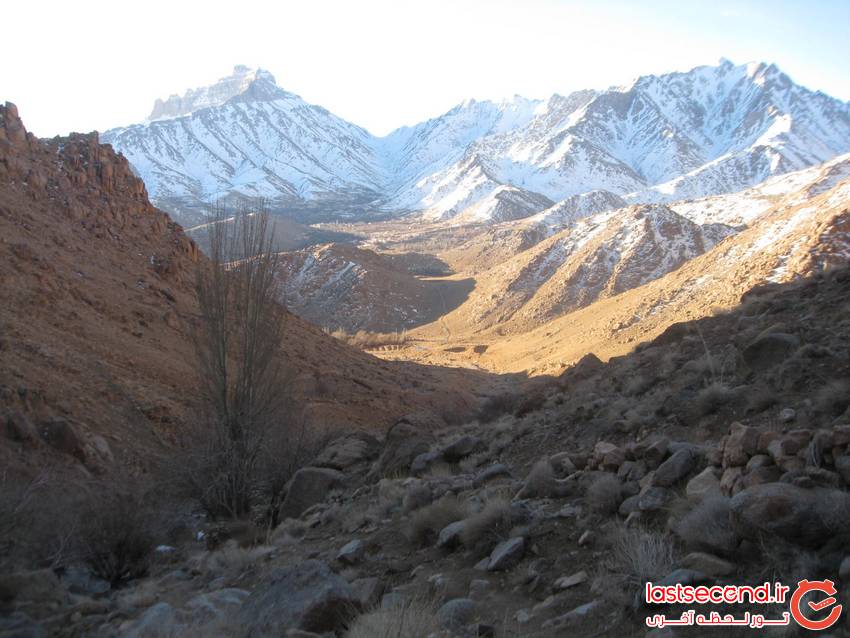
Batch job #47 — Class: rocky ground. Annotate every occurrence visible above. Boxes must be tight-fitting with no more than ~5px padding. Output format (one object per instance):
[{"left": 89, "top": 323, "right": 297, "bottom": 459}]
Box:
[{"left": 3, "top": 265, "right": 849, "bottom": 637}]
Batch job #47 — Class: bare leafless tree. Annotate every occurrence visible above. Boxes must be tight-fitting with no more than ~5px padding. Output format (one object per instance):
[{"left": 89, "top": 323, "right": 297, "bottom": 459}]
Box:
[{"left": 185, "top": 202, "right": 290, "bottom": 519}]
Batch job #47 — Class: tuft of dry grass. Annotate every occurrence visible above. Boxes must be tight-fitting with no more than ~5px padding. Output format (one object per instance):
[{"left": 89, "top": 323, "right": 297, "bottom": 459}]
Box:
[
  {"left": 695, "top": 382, "right": 734, "bottom": 416},
  {"left": 608, "top": 525, "right": 675, "bottom": 588},
  {"left": 346, "top": 597, "right": 441, "bottom": 638},
  {"left": 586, "top": 474, "right": 622, "bottom": 515},
  {"left": 406, "top": 495, "right": 466, "bottom": 547}
]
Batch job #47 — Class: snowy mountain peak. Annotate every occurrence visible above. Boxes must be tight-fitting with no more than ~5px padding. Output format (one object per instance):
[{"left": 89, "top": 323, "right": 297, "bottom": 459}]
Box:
[
  {"left": 104, "top": 59, "right": 850, "bottom": 227},
  {"left": 147, "top": 65, "right": 285, "bottom": 121}
]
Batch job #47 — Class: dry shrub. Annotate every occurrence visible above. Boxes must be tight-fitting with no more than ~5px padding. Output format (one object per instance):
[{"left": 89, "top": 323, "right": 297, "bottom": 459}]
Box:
[
  {"left": 608, "top": 525, "right": 675, "bottom": 589},
  {"left": 407, "top": 495, "right": 466, "bottom": 547},
  {"left": 460, "top": 498, "right": 513, "bottom": 556},
  {"left": 624, "top": 373, "right": 655, "bottom": 397},
  {"left": 695, "top": 382, "right": 734, "bottom": 416},
  {"left": 815, "top": 380, "right": 850, "bottom": 417},
  {"left": 672, "top": 496, "right": 739, "bottom": 555},
  {"left": 586, "top": 474, "right": 622, "bottom": 515},
  {"left": 74, "top": 481, "right": 161, "bottom": 586},
  {"left": 346, "top": 597, "right": 440, "bottom": 638}
]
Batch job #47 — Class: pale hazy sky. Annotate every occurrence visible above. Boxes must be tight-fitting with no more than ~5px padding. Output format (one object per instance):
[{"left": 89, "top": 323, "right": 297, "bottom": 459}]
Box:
[{"left": 3, "top": 0, "right": 849, "bottom": 137}]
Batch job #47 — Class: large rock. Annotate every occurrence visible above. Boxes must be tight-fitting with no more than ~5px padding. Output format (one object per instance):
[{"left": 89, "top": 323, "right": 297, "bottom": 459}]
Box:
[
  {"left": 486, "top": 537, "right": 525, "bottom": 571},
  {"left": 313, "top": 433, "right": 380, "bottom": 471},
  {"left": 237, "top": 561, "right": 360, "bottom": 636},
  {"left": 279, "top": 468, "right": 345, "bottom": 519},
  {"left": 730, "top": 483, "right": 850, "bottom": 547},
  {"left": 742, "top": 333, "right": 800, "bottom": 371}
]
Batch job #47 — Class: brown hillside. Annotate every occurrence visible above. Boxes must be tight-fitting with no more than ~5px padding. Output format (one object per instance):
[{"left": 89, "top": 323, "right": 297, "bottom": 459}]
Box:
[{"left": 0, "top": 104, "right": 503, "bottom": 474}]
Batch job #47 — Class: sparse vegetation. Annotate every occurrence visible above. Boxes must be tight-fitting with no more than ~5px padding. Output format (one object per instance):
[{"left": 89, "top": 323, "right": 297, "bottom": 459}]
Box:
[
  {"left": 73, "top": 481, "right": 161, "bottom": 586},
  {"left": 608, "top": 525, "right": 675, "bottom": 589},
  {"left": 175, "top": 203, "right": 296, "bottom": 520},
  {"left": 695, "top": 381, "right": 735, "bottom": 416},
  {"left": 586, "top": 474, "right": 622, "bottom": 515}
]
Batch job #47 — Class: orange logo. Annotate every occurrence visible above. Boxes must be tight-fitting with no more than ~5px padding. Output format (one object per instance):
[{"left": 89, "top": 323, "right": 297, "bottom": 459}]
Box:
[{"left": 790, "top": 579, "right": 842, "bottom": 630}]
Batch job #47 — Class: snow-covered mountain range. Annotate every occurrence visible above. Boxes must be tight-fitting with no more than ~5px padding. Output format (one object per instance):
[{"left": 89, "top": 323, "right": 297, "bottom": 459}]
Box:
[{"left": 103, "top": 61, "right": 850, "bottom": 226}]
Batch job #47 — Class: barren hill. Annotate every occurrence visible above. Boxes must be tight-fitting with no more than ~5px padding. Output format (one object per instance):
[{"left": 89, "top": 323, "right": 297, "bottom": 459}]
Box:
[{"left": 0, "top": 104, "right": 501, "bottom": 474}]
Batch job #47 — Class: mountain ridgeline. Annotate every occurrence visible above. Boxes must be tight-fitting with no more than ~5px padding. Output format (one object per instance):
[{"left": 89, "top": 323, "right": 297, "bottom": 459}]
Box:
[{"left": 103, "top": 61, "right": 850, "bottom": 227}]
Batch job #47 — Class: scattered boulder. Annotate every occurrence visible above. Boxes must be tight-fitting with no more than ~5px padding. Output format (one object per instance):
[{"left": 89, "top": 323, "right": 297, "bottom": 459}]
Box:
[
  {"left": 237, "top": 560, "right": 360, "bottom": 636},
  {"left": 554, "top": 571, "right": 588, "bottom": 590},
  {"left": 280, "top": 468, "right": 345, "bottom": 519},
  {"left": 486, "top": 537, "right": 526, "bottom": 571}
]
